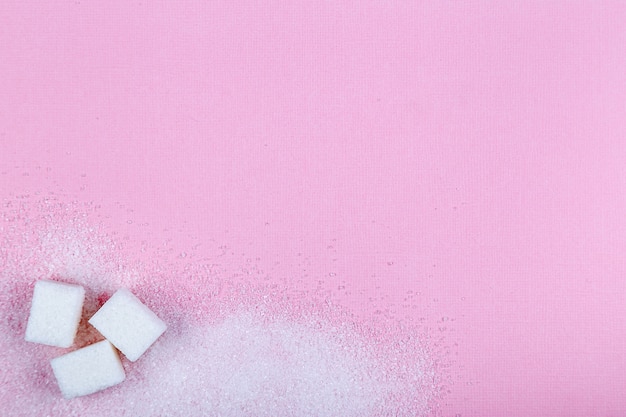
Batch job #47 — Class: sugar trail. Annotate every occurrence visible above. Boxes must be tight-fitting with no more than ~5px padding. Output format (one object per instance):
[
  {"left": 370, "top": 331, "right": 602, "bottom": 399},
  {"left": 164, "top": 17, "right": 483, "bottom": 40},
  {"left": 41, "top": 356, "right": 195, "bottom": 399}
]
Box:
[{"left": 0, "top": 196, "right": 442, "bottom": 416}]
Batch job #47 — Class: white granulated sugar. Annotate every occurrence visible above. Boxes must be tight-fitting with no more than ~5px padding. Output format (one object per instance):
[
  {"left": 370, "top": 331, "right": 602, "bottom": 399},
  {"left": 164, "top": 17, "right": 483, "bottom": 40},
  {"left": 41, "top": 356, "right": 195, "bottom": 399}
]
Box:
[
  {"left": 36, "top": 221, "right": 138, "bottom": 293},
  {"left": 25, "top": 280, "right": 85, "bottom": 348},
  {"left": 139, "top": 312, "right": 382, "bottom": 417},
  {"left": 0, "top": 197, "right": 440, "bottom": 417}
]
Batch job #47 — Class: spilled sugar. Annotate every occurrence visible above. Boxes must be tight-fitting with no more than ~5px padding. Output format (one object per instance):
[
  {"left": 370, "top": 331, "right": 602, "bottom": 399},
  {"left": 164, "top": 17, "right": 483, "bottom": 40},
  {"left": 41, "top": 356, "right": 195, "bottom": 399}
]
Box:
[{"left": 0, "top": 197, "right": 441, "bottom": 417}]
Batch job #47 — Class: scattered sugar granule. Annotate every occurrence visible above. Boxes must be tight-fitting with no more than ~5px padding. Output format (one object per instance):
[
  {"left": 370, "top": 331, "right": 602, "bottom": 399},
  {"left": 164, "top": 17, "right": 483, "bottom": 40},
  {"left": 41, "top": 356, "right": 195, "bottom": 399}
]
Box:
[{"left": 0, "top": 197, "right": 442, "bottom": 416}]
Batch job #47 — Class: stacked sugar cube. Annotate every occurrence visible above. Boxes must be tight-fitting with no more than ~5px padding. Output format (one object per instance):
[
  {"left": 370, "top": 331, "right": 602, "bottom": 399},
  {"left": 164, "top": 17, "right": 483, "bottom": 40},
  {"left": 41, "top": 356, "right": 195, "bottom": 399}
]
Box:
[{"left": 24, "top": 280, "right": 167, "bottom": 398}]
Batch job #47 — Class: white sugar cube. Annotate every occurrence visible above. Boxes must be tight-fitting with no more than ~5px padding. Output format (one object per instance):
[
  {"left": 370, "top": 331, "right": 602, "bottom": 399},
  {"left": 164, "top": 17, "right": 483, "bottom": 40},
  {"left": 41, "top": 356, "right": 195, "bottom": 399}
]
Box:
[
  {"left": 51, "top": 340, "right": 125, "bottom": 399},
  {"left": 25, "top": 280, "right": 85, "bottom": 348},
  {"left": 88, "top": 288, "right": 166, "bottom": 362}
]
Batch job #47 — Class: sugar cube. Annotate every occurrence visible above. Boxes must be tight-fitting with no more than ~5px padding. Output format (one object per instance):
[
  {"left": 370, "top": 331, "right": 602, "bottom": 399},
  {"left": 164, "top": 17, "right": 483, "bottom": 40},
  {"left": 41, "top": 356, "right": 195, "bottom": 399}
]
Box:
[
  {"left": 25, "top": 280, "right": 85, "bottom": 348},
  {"left": 88, "top": 288, "right": 167, "bottom": 361},
  {"left": 50, "top": 340, "right": 126, "bottom": 399}
]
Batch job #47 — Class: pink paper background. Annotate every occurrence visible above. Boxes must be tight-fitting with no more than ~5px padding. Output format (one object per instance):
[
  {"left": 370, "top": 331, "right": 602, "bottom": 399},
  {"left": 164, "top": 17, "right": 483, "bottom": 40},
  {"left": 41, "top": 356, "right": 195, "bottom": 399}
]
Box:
[{"left": 2, "top": 1, "right": 626, "bottom": 416}]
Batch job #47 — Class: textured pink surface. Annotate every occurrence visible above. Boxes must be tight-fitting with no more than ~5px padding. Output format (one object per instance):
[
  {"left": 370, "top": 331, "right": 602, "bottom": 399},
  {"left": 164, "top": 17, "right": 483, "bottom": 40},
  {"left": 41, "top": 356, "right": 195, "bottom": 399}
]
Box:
[{"left": 2, "top": 1, "right": 626, "bottom": 416}]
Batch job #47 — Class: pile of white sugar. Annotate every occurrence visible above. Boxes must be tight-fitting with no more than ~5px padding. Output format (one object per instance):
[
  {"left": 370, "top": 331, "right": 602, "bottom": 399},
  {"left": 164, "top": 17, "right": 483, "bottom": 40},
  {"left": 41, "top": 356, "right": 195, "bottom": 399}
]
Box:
[{"left": 0, "top": 197, "right": 440, "bottom": 417}]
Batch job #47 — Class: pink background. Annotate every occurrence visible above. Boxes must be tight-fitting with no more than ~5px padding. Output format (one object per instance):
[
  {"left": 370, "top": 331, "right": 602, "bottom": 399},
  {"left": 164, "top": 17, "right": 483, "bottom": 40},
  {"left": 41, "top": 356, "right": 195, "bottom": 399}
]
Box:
[{"left": 1, "top": 1, "right": 626, "bottom": 416}]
